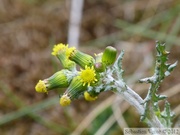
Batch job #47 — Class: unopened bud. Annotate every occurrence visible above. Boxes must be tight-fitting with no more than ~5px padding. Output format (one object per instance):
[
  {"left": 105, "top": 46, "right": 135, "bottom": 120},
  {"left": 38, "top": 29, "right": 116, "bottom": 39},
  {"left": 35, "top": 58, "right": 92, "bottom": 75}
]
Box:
[
  {"left": 67, "top": 48, "right": 95, "bottom": 68},
  {"left": 102, "top": 46, "right": 117, "bottom": 66},
  {"left": 94, "top": 62, "right": 105, "bottom": 72}
]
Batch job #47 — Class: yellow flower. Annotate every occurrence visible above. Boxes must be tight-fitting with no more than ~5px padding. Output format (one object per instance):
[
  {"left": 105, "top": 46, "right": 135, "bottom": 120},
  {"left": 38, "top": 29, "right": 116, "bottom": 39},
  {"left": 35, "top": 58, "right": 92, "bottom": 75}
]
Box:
[
  {"left": 51, "top": 43, "right": 68, "bottom": 56},
  {"left": 79, "top": 66, "right": 97, "bottom": 86},
  {"left": 66, "top": 47, "right": 76, "bottom": 58},
  {"left": 84, "top": 91, "right": 97, "bottom": 101},
  {"left": 60, "top": 94, "right": 71, "bottom": 106},
  {"left": 35, "top": 80, "right": 47, "bottom": 93}
]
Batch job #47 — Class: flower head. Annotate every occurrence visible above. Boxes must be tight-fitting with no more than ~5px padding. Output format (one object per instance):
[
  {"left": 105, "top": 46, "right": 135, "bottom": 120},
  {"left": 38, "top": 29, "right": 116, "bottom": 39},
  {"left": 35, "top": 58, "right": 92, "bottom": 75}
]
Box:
[
  {"left": 35, "top": 69, "right": 75, "bottom": 93},
  {"left": 46, "top": 69, "right": 74, "bottom": 89},
  {"left": 51, "top": 43, "right": 68, "bottom": 56},
  {"left": 35, "top": 80, "right": 47, "bottom": 93},
  {"left": 60, "top": 94, "right": 71, "bottom": 106},
  {"left": 84, "top": 91, "right": 97, "bottom": 101},
  {"left": 67, "top": 48, "right": 95, "bottom": 68},
  {"left": 79, "top": 66, "right": 97, "bottom": 86}
]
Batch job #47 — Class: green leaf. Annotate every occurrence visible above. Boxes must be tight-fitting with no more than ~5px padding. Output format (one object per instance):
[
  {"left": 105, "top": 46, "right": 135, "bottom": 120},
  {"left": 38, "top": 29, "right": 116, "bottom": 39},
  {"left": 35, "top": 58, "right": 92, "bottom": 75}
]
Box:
[
  {"left": 161, "top": 101, "right": 175, "bottom": 128},
  {"left": 139, "top": 41, "right": 177, "bottom": 125}
]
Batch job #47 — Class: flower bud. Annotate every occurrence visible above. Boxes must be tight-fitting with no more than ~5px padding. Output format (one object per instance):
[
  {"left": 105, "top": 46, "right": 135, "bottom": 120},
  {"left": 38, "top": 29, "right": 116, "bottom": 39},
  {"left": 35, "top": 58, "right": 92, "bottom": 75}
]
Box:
[
  {"left": 102, "top": 46, "right": 117, "bottom": 66},
  {"left": 46, "top": 69, "right": 74, "bottom": 89},
  {"left": 94, "top": 62, "right": 105, "bottom": 72},
  {"left": 84, "top": 91, "right": 98, "bottom": 101},
  {"left": 60, "top": 94, "right": 71, "bottom": 106},
  {"left": 67, "top": 47, "right": 95, "bottom": 68},
  {"left": 65, "top": 76, "right": 87, "bottom": 99},
  {"left": 35, "top": 69, "right": 75, "bottom": 93}
]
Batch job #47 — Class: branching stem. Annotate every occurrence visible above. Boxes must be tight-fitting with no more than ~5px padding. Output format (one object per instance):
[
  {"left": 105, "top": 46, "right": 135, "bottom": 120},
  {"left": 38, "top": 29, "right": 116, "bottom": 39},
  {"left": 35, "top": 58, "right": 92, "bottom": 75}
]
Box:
[{"left": 114, "top": 81, "right": 164, "bottom": 128}]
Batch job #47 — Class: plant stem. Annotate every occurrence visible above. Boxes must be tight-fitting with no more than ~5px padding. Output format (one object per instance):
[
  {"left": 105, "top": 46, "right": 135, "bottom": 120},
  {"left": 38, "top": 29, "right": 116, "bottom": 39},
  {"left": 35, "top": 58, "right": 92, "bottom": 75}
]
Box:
[{"left": 113, "top": 79, "right": 165, "bottom": 129}]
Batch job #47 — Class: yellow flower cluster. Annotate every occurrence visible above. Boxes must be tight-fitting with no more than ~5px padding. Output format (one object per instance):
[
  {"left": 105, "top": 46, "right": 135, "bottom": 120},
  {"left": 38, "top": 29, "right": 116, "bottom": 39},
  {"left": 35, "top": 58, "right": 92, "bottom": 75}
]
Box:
[{"left": 35, "top": 43, "right": 117, "bottom": 106}]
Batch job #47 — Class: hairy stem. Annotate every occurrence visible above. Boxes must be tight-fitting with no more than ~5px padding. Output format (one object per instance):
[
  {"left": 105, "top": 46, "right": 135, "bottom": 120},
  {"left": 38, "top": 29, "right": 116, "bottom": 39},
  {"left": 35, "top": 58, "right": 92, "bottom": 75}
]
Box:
[{"left": 114, "top": 79, "right": 164, "bottom": 128}]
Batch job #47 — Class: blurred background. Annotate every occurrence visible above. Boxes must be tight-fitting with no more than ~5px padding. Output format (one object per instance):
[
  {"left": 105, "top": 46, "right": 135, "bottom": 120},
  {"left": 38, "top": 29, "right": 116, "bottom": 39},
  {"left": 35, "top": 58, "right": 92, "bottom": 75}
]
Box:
[{"left": 0, "top": 0, "right": 180, "bottom": 135}]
